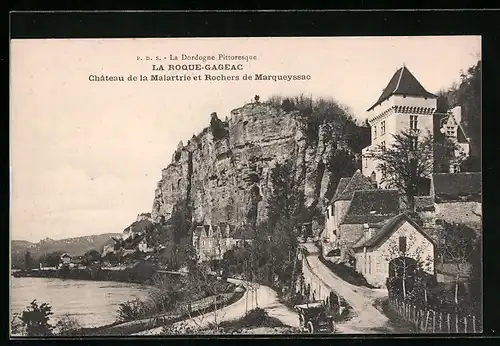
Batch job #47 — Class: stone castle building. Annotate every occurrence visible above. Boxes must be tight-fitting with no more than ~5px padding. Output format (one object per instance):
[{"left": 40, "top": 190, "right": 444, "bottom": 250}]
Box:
[{"left": 361, "top": 65, "right": 471, "bottom": 187}]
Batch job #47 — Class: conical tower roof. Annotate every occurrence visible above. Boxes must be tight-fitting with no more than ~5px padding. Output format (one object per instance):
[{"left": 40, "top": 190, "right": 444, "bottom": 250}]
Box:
[{"left": 367, "top": 66, "right": 437, "bottom": 111}]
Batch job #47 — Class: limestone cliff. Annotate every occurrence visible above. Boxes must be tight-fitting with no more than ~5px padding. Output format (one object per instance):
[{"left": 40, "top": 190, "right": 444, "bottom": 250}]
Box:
[{"left": 151, "top": 101, "right": 366, "bottom": 233}]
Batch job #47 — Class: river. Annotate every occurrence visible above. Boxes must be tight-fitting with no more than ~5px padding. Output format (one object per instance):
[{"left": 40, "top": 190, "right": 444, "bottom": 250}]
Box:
[{"left": 10, "top": 277, "right": 154, "bottom": 328}]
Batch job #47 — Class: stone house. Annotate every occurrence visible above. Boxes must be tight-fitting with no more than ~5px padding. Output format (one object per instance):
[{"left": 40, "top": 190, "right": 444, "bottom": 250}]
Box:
[
  {"left": 60, "top": 253, "right": 71, "bottom": 267},
  {"left": 433, "top": 106, "right": 471, "bottom": 173},
  {"left": 352, "top": 213, "right": 436, "bottom": 287},
  {"left": 193, "top": 223, "right": 253, "bottom": 263},
  {"left": 321, "top": 170, "right": 401, "bottom": 261},
  {"left": 69, "top": 255, "right": 85, "bottom": 269}
]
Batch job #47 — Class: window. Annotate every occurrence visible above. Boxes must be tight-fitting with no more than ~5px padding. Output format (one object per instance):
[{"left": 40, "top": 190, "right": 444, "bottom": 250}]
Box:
[
  {"left": 410, "top": 116, "right": 418, "bottom": 130},
  {"left": 399, "top": 236, "right": 407, "bottom": 253},
  {"left": 446, "top": 126, "right": 456, "bottom": 138},
  {"left": 364, "top": 158, "right": 368, "bottom": 168},
  {"left": 381, "top": 121, "right": 386, "bottom": 135},
  {"left": 368, "top": 256, "right": 371, "bottom": 274},
  {"left": 381, "top": 141, "right": 386, "bottom": 151},
  {"left": 373, "top": 126, "right": 377, "bottom": 139}
]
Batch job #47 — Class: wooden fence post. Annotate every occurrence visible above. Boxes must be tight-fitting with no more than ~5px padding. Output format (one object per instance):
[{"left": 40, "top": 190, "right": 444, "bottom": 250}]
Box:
[
  {"left": 425, "top": 310, "right": 430, "bottom": 332},
  {"left": 432, "top": 310, "right": 436, "bottom": 333},
  {"left": 464, "top": 316, "right": 468, "bottom": 334},
  {"left": 419, "top": 310, "right": 423, "bottom": 330},
  {"left": 473, "top": 315, "right": 476, "bottom": 333},
  {"left": 439, "top": 312, "right": 442, "bottom": 332},
  {"left": 447, "top": 313, "right": 451, "bottom": 333}
]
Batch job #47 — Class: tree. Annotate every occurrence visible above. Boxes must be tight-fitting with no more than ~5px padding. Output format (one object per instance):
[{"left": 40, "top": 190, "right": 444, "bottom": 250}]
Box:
[
  {"left": 372, "top": 129, "right": 434, "bottom": 213},
  {"left": 18, "top": 300, "right": 54, "bottom": 336},
  {"left": 324, "top": 149, "right": 358, "bottom": 201},
  {"left": 435, "top": 60, "right": 481, "bottom": 169},
  {"left": 433, "top": 135, "right": 463, "bottom": 173},
  {"left": 438, "top": 221, "right": 477, "bottom": 310},
  {"left": 39, "top": 251, "right": 63, "bottom": 268},
  {"left": 24, "top": 251, "right": 35, "bottom": 270},
  {"left": 102, "top": 251, "right": 119, "bottom": 266},
  {"left": 83, "top": 249, "right": 102, "bottom": 266},
  {"left": 267, "top": 160, "right": 305, "bottom": 228}
]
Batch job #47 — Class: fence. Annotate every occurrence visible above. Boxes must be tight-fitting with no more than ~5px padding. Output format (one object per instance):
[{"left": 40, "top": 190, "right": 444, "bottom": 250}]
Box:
[
  {"left": 388, "top": 297, "right": 481, "bottom": 333},
  {"left": 187, "top": 293, "right": 235, "bottom": 312},
  {"left": 147, "top": 292, "right": 237, "bottom": 328}
]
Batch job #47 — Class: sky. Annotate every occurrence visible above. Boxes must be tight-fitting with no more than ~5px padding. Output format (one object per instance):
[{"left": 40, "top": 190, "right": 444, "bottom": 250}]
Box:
[{"left": 10, "top": 36, "right": 481, "bottom": 242}]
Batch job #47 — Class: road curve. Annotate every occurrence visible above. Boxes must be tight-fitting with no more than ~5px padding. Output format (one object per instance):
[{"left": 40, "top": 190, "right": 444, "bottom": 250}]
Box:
[
  {"left": 134, "top": 278, "right": 299, "bottom": 335},
  {"left": 300, "top": 243, "right": 394, "bottom": 334}
]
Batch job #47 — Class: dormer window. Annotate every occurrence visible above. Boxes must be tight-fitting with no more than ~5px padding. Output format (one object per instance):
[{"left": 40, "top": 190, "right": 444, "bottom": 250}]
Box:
[{"left": 446, "top": 126, "right": 457, "bottom": 138}]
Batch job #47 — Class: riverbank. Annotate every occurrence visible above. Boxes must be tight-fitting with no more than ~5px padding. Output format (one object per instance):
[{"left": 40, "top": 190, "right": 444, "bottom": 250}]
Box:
[
  {"left": 79, "top": 289, "right": 244, "bottom": 336},
  {"left": 11, "top": 263, "right": 156, "bottom": 285}
]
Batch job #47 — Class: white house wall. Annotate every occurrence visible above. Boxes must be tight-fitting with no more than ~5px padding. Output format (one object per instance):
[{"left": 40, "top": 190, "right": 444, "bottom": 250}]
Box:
[{"left": 356, "top": 220, "right": 435, "bottom": 287}]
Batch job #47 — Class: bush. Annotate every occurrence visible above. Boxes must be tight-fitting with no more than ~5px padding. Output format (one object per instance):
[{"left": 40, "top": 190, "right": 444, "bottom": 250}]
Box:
[
  {"left": 243, "top": 308, "right": 268, "bottom": 326},
  {"left": 117, "top": 299, "right": 148, "bottom": 322},
  {"left": 55, "top": 314, "right": 82, "bottom": 336},
  {"left": 17, "top": 300, "right": 54, "bottom": 336}
]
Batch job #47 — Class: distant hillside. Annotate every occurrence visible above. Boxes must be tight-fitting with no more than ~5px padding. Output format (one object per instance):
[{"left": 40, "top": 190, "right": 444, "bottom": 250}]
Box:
[{"left": 11, "top": 233, "right": 121, "bottom": 268}]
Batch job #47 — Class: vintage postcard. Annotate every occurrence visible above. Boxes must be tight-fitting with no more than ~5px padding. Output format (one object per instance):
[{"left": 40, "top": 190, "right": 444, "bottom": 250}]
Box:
[{"left": 10, "top": 36, "right": 482, "bottom": 337}]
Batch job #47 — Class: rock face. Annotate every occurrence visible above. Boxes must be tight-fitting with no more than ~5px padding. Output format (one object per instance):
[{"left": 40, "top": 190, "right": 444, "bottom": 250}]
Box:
[{"left": 151, "top": 102, "right": 361, "bottom": 231}]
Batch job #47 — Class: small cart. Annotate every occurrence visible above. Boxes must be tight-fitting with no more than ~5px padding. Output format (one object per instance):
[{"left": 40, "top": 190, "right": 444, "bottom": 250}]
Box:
[{"left": 294, "top": 301, "right": 336, "bottom": 334}]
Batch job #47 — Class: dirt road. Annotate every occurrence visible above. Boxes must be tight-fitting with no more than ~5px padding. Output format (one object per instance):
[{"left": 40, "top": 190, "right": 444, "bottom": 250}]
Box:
[
  {"left": 134, "top": 278, "right": 299, "bottom": 335},
  {"left": 300, "top": 243, "right": 402, "bottom": 334}
]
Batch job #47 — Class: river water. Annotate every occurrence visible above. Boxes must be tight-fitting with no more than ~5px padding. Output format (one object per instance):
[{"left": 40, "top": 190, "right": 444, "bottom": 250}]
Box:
[{"left": 10, "top": 277, "right": 154, "bottom": 328}]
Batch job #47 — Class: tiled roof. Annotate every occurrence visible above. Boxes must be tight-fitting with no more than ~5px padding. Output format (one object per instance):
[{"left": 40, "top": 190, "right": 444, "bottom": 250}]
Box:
[
  {"left": 431, "top": 172, "right": 482, "bottom": 202},
  {"left": 415, "top": 196, "right": 435, "bottom": 212},
  {"left": 342, "top": 189, "right": 400, "bottom": 225},
  {"left": 367, "top": 66, "right": 437, "bottom": 111},
  {"left": 331, "top": 177, "right": 351, "bottom": 203},
  {"left": 353, "top": 213, "right": 436, "bottom": 250},
  {"left": 457, "top": 124, "right": 469, "bottom": 144},
  {"left": 343, "top": 214, "right": 398, "bottom": 225},
  {"left": 335, "top": 170, "right": 377, "bottom": 201}
]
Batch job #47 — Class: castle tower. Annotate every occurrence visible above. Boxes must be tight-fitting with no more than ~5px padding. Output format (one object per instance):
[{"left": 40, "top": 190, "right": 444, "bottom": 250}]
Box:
[{"left": 361, "top": 66, "right": 438, "bottom": 186}]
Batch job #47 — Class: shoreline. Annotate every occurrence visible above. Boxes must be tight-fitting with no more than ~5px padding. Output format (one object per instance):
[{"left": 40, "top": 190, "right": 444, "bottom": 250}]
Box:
[
  {"left": 11, "top": 269, "right": 241, "bottom": 336},
  {"left": 11, "top": 265, "right": 159, "bottom": 285}
]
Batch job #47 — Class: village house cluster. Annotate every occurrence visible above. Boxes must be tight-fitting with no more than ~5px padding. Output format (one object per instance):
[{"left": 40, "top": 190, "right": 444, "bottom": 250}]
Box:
[
  {"left": 192, "top": 223, "right": 254, "bottom": 263},
  {"left": 320, "top": 65, "right": 481, "bottom": 287}
]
